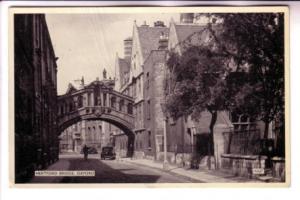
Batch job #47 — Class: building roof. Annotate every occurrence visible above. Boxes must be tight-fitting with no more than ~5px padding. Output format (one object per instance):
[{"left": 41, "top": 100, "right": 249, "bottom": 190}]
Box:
[
  {"left": 174, "top": 24, "right": 207, "bottom": 44},
  {"left": 85, "top": 79, "right": 115, "bottom": 89},
  {"left": 137, "top": 26, "right": 169, "bottom": 60},
  {"left": 118, "top": 58, "right": 130, "bottom": 74},
  {"left": 172, "top": 23, "right": 223, "bottom": 53},
  {"left": 187, "top": 111, "right": 233, "bottom": 134},
  {"left": 65, "top": 83, "right": 77, "bottom": 94}
]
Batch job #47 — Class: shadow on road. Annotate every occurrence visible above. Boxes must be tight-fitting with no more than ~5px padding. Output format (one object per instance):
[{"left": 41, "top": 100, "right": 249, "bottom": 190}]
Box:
[{"left": 58, "top": 158, "right": 161, "bottom": 183}]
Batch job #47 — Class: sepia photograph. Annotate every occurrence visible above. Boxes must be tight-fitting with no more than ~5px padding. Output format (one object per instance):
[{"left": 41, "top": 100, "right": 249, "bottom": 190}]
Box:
[{"left": 10, "top": 6, "right": 289, "bottom": 186}]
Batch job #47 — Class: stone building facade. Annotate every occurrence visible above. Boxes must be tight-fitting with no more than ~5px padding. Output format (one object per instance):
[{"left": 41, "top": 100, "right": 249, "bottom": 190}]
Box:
[
  {"left": 114, "top": 20, "right": 170, "bottom": 159},
  {"left": 59, "top": 120, "right": 112, "bottom": 153},
  {"left": 113, "top": 15, "right": 236, "bottom": 166},
  {"left": 14, "top": 14, "right": 59, "bottom": 182}
]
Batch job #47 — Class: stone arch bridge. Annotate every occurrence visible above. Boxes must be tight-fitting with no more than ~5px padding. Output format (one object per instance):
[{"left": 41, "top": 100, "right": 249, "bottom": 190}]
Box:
[{"left": 57, "top": 79, "right": 134, "bottom": 157}]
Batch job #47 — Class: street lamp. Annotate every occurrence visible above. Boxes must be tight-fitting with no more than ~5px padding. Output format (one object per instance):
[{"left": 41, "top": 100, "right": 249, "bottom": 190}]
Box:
[{"left": 160, "top": 99, "right": 169, "bottom": 170}]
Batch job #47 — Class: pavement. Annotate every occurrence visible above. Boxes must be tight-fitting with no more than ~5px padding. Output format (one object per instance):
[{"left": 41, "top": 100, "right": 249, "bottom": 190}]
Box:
[{"left": 119, "top": 158, "right": 263, "bottom": 183}]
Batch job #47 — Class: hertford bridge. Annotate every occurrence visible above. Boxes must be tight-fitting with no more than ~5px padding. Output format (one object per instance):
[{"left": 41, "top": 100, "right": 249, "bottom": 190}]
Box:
[{"left": 57, "top": 78, "right": 135, "bottom": 156}]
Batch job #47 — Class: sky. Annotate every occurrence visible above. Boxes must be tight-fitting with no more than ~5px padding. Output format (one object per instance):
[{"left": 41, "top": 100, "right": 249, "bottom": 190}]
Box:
[{"left": 46, "top": 13, "right": 180, "bottom": 95}]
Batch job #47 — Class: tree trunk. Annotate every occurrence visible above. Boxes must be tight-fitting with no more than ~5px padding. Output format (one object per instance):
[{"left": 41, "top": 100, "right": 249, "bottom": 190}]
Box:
[
  {"left": 208, "top": 110, "right": 218, "bottom": 170},
  {"left": 263, "top": 121, "right": 270, "bottom": 139}
]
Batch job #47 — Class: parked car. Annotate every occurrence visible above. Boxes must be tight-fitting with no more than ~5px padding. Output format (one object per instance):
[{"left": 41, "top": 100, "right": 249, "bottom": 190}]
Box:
[
  {"left": 80, "top": 146, "right": 98, "bottom": 154},
  {"left": 100, "top": 146, "right": 116, "bottom": 160}
]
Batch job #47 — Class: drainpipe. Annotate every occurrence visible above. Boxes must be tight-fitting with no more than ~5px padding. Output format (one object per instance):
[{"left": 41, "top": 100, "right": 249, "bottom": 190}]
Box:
[{"left": 163, "top": 116, "right": 169, "bottom": 170}]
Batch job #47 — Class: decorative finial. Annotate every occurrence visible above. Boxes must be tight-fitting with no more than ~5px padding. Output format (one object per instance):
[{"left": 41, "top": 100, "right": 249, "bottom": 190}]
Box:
[
  {"left": 103, "top": 68, "right": 107, "bottom": 79},
  {"left": 81, "top": 76, "right": 84, "bottom": 86}
]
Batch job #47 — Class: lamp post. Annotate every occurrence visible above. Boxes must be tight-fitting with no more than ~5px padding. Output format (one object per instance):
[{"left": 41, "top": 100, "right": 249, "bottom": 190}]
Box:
[{"left": 160, "top": 100, "right": 169, "bottom": 170}]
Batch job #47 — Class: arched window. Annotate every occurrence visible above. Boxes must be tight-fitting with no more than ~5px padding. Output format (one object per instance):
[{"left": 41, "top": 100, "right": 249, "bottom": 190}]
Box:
[
  {"left": 77, "top": 95, "right": 83, "bottom": 108},
  {"left": 111, "top": 96, "right": 116, "bottom": 109},
  {"left": 69, "top": 102, "right": 73, "bottom": 112},
  {"left": 127, "top": 103, "right": 133, "bottom": 115},
  {"left": 119, "top": 100, "right": 124, "bottom": 112}
]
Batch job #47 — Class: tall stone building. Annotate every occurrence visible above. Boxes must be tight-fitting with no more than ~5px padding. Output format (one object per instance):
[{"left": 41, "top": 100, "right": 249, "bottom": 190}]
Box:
[
  {"left": 14, "top": 14, "right": 59, "bottom": 182},
  {"left": 114, "top": 15, "right": 234, "bottom": 164},
  {"left": 113, "top": 14, "right": 279, "bottom": 170},
  {"left": 114, "top": 20, "right": 169, "bottom": 158}
]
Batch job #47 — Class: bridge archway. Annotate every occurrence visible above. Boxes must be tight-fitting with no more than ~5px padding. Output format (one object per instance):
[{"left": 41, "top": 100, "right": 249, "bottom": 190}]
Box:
[{"left": 57, "top": 79, "right": 135, "bottom": 157}]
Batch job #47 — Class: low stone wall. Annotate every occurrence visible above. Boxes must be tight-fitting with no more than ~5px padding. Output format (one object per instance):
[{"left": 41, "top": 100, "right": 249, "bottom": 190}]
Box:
[
  {"left": 272, "top": 157, "right": 285, "bottom": 182},
  {"left": 116, "top": 149, "right": 127, "bottom": 158},
  {"left": 221, "top": 154, "right": 267, "bottom": 178},
  {"left": 133, "top": 151, "right": 145, "bottom": 159},
  {"left": 145, "top": 155, "right": 155, "bottom": 160},
  {"left": 156, "top": 152, "right": 192, "bottom": 167}
]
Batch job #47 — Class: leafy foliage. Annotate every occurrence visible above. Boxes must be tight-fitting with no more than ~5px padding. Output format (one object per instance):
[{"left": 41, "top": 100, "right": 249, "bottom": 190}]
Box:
[
  {"left": 165, "top": 46, "right": 229, "bottom": 120},
  {"left": 165, "top": 13, "right": 285, "bottom": 141}
]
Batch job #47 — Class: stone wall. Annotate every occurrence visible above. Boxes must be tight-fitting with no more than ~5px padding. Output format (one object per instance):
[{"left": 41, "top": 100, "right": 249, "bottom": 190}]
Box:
[
  {"left": 116, "top": 149, "right": 127, "bottom": 158},
  {"left": 214, "top": 122, "right": 234, "bottom": 169},
  {"left": 133, "top": 151, "right": 146, "bottom": 159},
  {"left": 221, "top": 154, "right": 267, "bottom": 178},
  {"left": 272, "top": 157, "right": 285, "bottom": 181},
  {"left": 156, "top": 152, "right": 193, "bottom": 167}
]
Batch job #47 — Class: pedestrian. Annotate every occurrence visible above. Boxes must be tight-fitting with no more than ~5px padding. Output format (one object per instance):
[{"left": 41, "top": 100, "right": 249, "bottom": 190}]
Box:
[{"left": 83, "top": 145, "right": 89, "bottom": 160}]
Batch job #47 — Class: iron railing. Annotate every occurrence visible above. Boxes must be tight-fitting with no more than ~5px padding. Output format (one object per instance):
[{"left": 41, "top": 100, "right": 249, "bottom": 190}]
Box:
[{"left": 223, "top": 129, "right": 261, "bottom": 155}]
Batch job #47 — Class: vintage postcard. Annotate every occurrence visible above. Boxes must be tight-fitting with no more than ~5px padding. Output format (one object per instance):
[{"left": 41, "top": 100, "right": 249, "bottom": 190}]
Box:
[{"left": 9, "top": 6, "right": 290, "bottom": 187}]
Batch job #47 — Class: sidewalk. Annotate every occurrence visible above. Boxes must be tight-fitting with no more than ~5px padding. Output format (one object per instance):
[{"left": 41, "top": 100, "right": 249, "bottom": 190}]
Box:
[{"left": 119, "top": 158, "right": 262, "bottom": 183}]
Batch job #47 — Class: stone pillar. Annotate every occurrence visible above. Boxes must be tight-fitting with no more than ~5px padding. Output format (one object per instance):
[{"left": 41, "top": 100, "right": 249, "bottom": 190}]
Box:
[
  {"left": 107, "top": 93, "right": 110, "bottom": 107},
  {"left": 214, "top": 124, "right": 233, "bottom": 169},
  {"left": 83, "top": 93, "right": 88, "bottom": 107},
  {"left": 81, "top": 120, "right": 86, "bottom": 143},
  {"left": 100, "top": 91, "right": 104, "bottom": 106},
  {"left": 90, "top": 92, "right": 94, "bottom": 106},
  {"left": 116, "top": 96, "right": 119, "bottom": 111}
]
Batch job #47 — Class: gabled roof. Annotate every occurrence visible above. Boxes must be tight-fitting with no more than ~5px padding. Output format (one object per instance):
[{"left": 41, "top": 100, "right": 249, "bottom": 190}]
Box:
[
  {"left": 172, "top": 23, "right": 223, "bottom": 53},
  {"left": 118, "top": 57, "right": 130, "bottom": 75},
  {"left": 85, "top": 79, "right": 115, "bottom": 89},
  {"left": 187, "top": 111, "right": 233, "bottom": 134},
  {"left": 137, "top": 26, "right": 169, "bottom": 60},
  {"left": 65, "top": 83, "right": 77, "bottom": 94},
  {"left": 174, "top": 24, "right": 207, "bottom": 44}
]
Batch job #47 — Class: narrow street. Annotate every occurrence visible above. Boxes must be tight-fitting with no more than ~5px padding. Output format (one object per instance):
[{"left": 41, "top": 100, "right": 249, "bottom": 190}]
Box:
[{"left": 30, "top": 156, "right": 199, "bottom": 183}]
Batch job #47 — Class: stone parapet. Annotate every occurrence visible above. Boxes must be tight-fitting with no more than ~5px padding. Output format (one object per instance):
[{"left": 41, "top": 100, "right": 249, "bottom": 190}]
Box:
[
  {"left": 133, "top": 151, "right": 146, "bottom": 159},
  {"left": 221, "top": 154, "right": 267, "bottom": 178},
  {"left": 272, "top": 157, "right": 285, "bottom": 182}
]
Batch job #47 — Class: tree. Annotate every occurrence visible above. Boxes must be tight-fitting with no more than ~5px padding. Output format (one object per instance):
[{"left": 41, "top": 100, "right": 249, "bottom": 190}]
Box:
[
  {"left": 165, "top": 46, "right": 230, "bottom": 169},
  {"left": 204, "top": 13, "right": 285, "bottom": 140},
  {"left": 165, "top": 12, "right": 285, "bottom": 163}
]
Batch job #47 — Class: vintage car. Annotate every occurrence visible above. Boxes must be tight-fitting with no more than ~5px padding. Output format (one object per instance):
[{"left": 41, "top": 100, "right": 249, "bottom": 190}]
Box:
[{"left": 100, "top": 146, "right": 116, "bottom": 160}]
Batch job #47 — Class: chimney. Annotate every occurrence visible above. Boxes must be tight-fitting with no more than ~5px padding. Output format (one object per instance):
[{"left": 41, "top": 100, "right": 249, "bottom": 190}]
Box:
[
  {"left": 180, "top": 13, "right": 194, "bottom": 24},
  {"left": 158, "top": 32, "right": 168, "bottom": 50},
  {"left": 141, "top": 21, "right": 149, "bottom": 27},
  {"left": 154, "top": 21, "right": 165, "bottom": 27},
  {"left": 124, "top": 37, "right": 132, "bottom": 59}
]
